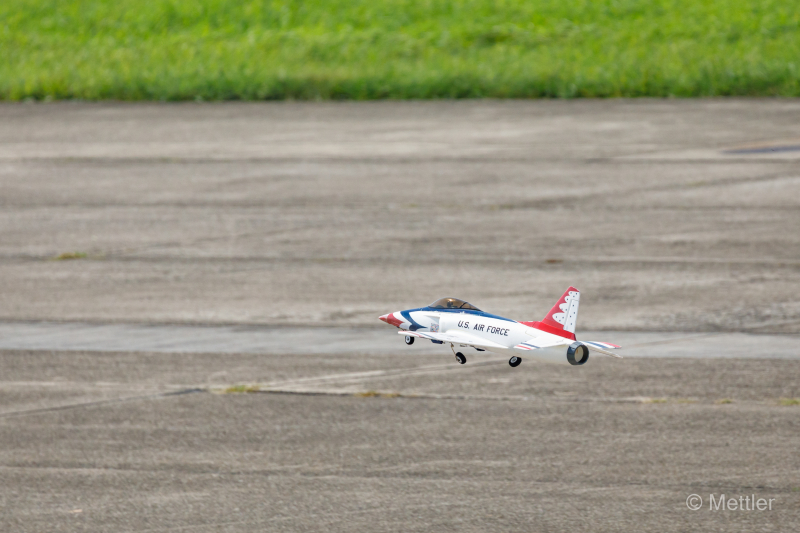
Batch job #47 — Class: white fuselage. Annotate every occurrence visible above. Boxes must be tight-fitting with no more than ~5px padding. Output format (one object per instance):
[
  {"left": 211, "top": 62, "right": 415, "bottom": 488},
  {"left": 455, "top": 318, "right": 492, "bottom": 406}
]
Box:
[
  {"left": 436, "top": 311, "right": 525, "bottom": 349},
  {"left": 389, "top": 308, "right": 576, "bottom": 365}
]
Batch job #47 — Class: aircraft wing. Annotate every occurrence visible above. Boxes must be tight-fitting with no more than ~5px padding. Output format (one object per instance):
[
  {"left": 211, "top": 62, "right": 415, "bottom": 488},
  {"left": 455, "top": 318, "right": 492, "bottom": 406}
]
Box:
[{"left": 399, "top": 330, "right": 508, "bottom": 351}]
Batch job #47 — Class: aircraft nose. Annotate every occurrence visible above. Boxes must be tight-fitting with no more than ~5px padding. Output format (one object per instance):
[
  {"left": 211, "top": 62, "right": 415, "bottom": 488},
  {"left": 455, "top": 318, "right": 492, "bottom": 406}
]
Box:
[{"left": 378, "top": 312, "right": 404, "bottom": 327}]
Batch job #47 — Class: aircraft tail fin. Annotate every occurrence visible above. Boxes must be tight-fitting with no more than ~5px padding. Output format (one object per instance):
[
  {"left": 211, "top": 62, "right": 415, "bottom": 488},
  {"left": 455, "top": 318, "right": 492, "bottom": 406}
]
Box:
[
  {"left": 541, "top": 286, "right": 580, "bottom": 334},
  {"left": 519, "top": 287, "right": 581, "bottom": 340}
]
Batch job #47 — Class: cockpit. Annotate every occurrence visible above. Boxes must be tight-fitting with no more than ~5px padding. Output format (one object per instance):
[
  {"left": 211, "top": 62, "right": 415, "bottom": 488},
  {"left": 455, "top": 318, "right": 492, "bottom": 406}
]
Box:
[{"left": 427, "top": 297, "right": 482, "bottom": 311}]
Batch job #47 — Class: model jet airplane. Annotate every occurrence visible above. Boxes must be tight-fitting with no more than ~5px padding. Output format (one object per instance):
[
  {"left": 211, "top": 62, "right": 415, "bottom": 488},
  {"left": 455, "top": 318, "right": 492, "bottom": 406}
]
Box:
[{"left": 379, "top": 287, "right": 621, "bottom": 367}]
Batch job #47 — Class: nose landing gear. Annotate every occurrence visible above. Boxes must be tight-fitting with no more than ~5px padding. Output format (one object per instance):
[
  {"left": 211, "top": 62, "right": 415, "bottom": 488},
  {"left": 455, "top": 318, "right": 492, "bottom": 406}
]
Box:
[{"left": 508, "top": 356, "right": 521, "bottom": 368}]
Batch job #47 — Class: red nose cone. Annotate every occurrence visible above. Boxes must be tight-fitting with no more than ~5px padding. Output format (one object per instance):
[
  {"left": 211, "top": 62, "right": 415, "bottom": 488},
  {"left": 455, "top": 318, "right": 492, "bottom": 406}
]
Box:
[{"left": 378, "top": 313, "right": 404, "bottom": 328}]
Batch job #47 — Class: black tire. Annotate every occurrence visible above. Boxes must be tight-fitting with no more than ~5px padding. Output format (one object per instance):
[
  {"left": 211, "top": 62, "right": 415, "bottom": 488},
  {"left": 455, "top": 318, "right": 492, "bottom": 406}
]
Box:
[
  {"left": 509, "top": 356, "right": 521, "bottom": 368},
  {"left": 455, "top": 352, "right": 467, "bottom": 364},
  {"left": 404, "top": 335, "right": 415, "bottom": 345}
]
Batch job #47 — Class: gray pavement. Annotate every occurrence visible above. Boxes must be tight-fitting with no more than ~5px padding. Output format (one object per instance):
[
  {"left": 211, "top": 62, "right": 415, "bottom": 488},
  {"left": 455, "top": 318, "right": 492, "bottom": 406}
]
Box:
[
  {"left": 1, "top": 100, "right": 800, "bottom": 332},
  {"left": 1, "top": 348, "right": 799, "bottom": 532},
  {"left": 1, "top": 101, "right": 799, "bottom": 532}
]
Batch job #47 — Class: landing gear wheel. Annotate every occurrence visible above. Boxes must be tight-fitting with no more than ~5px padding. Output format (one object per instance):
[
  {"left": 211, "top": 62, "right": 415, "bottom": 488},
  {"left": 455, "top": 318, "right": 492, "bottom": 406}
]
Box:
[
  {"left": 404, "top": 335, "right": 415, "bottom": 345},
  {"left": 455, "top": 352, "right": 467, "bottom": 365},
  {"left": 508, "top": 356, "right": 522, "bottom": 368}
]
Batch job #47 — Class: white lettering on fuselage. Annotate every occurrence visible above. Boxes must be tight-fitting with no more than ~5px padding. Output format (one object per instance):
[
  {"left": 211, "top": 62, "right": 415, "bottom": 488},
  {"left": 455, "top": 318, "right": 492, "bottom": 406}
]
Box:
[{"left": 458, "top": 320, "right": 508, "bottom": 336}]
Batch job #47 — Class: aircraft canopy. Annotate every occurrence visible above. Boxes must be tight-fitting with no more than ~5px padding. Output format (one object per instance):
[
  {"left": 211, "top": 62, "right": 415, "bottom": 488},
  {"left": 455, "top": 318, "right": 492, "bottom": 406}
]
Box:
[{"left": 427, "top": 297, "right": 482, "bottom": 311}]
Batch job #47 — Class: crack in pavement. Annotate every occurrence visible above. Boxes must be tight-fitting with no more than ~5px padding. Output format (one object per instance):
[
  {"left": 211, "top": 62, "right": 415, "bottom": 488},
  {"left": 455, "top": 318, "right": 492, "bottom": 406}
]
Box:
[{"left": 0, "top": 388, "right": 205, "bottom": 419}]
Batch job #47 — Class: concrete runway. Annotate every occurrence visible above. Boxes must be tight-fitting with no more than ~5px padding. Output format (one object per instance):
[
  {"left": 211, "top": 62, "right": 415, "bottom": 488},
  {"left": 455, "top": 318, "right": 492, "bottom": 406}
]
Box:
[
  {"left": 1, "top": 101, "right": 799, "bottom": 531},
  {"left": 2, "top": 347, "right": 799, "bottom": 532},
  {"left": 2, "top": 100, "right": 800, "bottom": 332}
]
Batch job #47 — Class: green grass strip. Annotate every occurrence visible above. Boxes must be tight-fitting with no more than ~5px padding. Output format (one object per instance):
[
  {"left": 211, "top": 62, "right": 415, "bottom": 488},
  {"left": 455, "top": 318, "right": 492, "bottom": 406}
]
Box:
[{"left": 1, "top": 0, "right": 799, "bottom": 100}]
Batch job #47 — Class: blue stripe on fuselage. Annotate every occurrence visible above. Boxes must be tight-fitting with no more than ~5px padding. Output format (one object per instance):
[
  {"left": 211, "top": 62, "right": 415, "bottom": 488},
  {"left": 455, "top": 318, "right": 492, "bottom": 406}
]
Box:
[
  {"left": 403, "top": 307, "right": 515, "bottom": 324},
  {"left": 400, "top": 310, "right": 425, "bottom": 331}
]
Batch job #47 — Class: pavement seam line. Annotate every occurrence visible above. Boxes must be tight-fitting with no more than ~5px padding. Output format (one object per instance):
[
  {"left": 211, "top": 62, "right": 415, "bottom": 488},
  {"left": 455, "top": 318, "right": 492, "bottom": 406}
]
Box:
[{"left": 0, "top": 388, "right": 205, "bottom": 419}]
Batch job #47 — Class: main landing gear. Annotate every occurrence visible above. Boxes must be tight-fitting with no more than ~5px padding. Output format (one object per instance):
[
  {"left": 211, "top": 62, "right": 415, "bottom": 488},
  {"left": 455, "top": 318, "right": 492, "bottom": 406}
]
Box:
[
  {"left": 508, "top": 356, "right": 521, "bottom": 368},
  {"left": 449, "top": 343, "right": 467, "bottom": 364},
  {"left": 404, "top": 335, "right": 415, "bottom": 345}
]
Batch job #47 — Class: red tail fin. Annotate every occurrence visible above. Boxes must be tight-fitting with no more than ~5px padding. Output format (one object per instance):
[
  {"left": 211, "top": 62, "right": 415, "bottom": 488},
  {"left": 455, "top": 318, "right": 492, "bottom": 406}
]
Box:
[
  {"left": 542, "top": 286, "right": 580, "bottom": 332},
  {"left": 521, "top": 287, "right": 581, "bottom": 340}
]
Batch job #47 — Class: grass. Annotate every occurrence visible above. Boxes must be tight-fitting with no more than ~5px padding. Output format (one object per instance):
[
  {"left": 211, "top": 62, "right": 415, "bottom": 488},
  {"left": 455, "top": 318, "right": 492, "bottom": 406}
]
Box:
[
  {"left": 223, "top": 384, "right": 261, "bottom": 393},
  {"left": 1, "top": 0, "right": 798, "bottom": 100},
  {"left": 51, "top": 252, "right": 88, "bottom": 260},
  {"left": 355, "top": 390, "right": 401, "bottom": 398},
  {"left": 778, "top": 397, "right": 800, "bottom": 406},
  {"left": 641, "top": 397, "right": 698, "bottom": 404}
]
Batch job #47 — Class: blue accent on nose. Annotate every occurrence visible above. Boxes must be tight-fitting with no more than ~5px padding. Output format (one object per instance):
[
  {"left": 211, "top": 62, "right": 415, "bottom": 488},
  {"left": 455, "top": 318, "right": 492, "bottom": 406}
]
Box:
[{"left": 400, "top": 310, "right": 424, "bottom": 331}]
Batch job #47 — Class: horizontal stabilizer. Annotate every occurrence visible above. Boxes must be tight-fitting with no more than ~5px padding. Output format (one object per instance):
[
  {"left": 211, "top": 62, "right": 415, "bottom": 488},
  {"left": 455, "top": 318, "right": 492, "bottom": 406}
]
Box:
[
  {"left": 514, "top": 339, "right": 623, "bottom": 359},
  {"left": 583, "top": 341, "right": 623, "bottom": 358},
  {"left": 513, "top": 337, "right": 572, "bottom": 351},
  {"left": 582, "top": 341, "right": 620, "bottom": 350}
]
